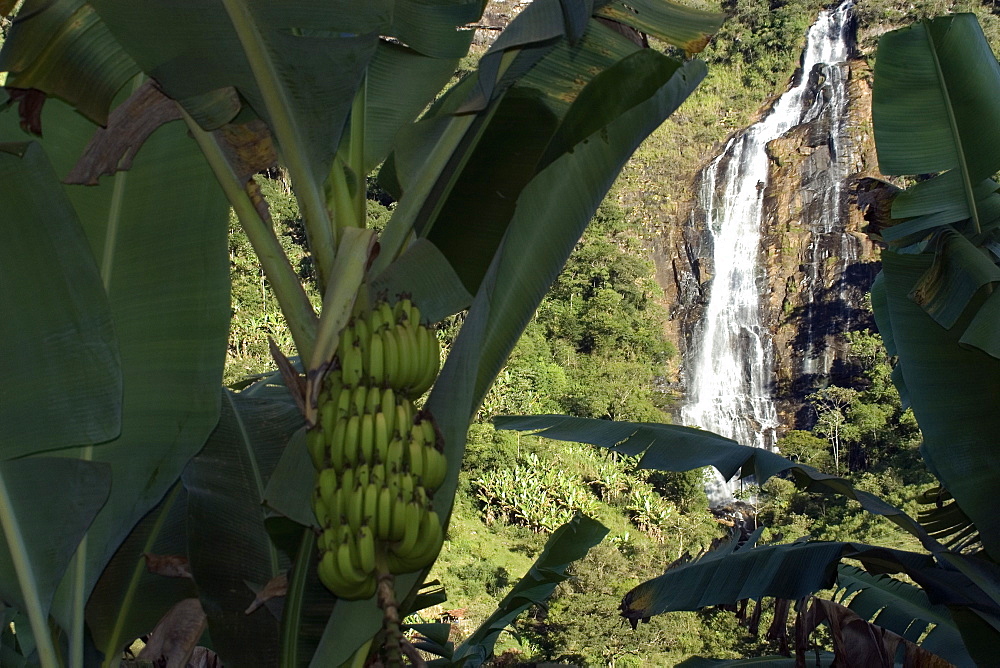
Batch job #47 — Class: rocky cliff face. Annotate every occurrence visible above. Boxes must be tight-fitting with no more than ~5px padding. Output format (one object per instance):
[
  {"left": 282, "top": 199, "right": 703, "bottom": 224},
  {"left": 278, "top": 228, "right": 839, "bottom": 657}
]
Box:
[{"left": 654, "top": 57, "right": 882, "bottom": 430}]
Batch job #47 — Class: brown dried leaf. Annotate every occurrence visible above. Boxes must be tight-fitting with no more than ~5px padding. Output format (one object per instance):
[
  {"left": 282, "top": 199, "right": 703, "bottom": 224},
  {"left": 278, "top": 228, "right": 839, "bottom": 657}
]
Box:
[
  {"left": 213, "top": 119, "right": 277, "bottom": 184},
  {"left": 143, "top": 552, "right": 193, "bottom": 579},
  {"left": 268, "top": 339, "right": 305, "bottom": 417},
  {"left": 137, "top": 598, "right": 208, "bottom": 668},
  {"left": 799, "top": 598, "right": 956, "bottom": 668},
  {"left": 244, "top": 573, "right": 289, "bottom": 615},
  {"left": 64, "top": 81, "right": 182, "bottom": 185},
  {"left": 187, "top": 646, "right": 222, "bottom": 668},
  {"left": 6, "top": 88, "right": 47, "bottom": 136}
]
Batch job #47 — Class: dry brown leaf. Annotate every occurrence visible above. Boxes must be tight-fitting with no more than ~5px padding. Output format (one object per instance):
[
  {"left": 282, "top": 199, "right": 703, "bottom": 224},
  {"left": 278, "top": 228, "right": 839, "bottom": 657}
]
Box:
[
  {"left": 187, "top": 646, "right": 222, "bottom": 668},
  {"left": 244, "top": 573, "right": 289, "bottom": 615},
  {"left": 798, "top": 597, "right": 956, "bottom": 668},
  {"left": 6, "top": 88, "right": 46, "bottom": 137},
  {"left": 143, "top": 553, "right": 193, "bottom": 579},
  {"left": 137, "top": 598, "right": 207, "bottom": 668},
  {"left": 64, "top": 81, "right": 182, "bottom": 185},
  {"left": 213, "top": 119, "right": 277, "bottom": 184}
]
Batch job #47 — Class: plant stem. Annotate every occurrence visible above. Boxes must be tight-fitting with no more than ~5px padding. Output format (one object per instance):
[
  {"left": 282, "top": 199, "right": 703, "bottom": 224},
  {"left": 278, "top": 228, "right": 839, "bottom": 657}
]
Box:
[
  {"left": 278, "top": 529, "right": 315, "bottom": 667},
  {"left": 0, "top": 470, "right": 61, "bottom": 668},
  {"left": 221, "top": 0, "right": 338, "bottom": 289},
  {"left": 348, "top": 77, "right": 367, "bottom": 227},
  {"left": 375, "top": 565, "right": 402, "bottom": 668},
  {"left": 180, "top": 109, "right": 319, "bottom": 363},
  {"left": 100, "top": 485, "right": 182, "bottom": 668},
  {"left": 308, "top": 228, "right": 376, "bottom": 375}
]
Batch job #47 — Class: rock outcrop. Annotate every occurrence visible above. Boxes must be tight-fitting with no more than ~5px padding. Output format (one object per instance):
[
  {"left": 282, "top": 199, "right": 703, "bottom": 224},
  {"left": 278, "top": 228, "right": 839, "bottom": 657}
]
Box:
[{"left": 654, "top": 58, "right": 883, "bottom": 431}]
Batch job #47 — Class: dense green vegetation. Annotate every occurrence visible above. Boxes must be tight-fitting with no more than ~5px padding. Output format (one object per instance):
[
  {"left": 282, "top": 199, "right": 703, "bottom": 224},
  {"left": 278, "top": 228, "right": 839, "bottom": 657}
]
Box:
[{"left": 210, "top": 1, "right": 1000, "bottom": 664}]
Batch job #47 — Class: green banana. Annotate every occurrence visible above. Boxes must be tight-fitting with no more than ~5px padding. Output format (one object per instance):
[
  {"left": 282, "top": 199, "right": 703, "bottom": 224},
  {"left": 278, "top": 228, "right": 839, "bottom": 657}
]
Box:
[
  {"left": 346, "top": 484, "right": 364, "bottom": 532},
  {"left": 368, "top": 328, "right": 385, "bottom": 385},
  {"left": 393, "top": 501, "right": 423, "bottom": 557},
  {"left": 319, "top": 468, "right": 338, "bottom": 508},
  {"left": 350, "top": 384, "right": 367, "bottom": 419},
  {"left": 379, "top": 300, "right": 396, "bottom": 330},
  {"left": 381, "top": 387, "right": 396, "bottom": 436},
  {"left": 359, "top": 412, "right": 375, "bottom": 464},
  {"left": 362, "top": 482, "right": 378, "bottom": 527},
  {"left": 328, "top": 417, "right": 347, "bottom": 471},
  {"left": 407, "top": 511, "right": 444, "bottom": 572},
  {"left": 389, "top": 495, "right": 406, "bottom": 542},
  {"left": 340, "top": 466, "right": 356, "bottom": 498},
  {"left": 382, "top": 327, "right": 399, "bottom": 385},
  {"left": 386, "top": 435, "right": 405, "bottom": 476},
  {"left": 343, "top": 414, "right": 361, "bottom": 466},
  {"left": 373, "top": 411, "right": 389, "bottom": 465},
  {"left": 407, "top": 439, "right": 425, "bottom": 481},
  {"left": 353, "top": 317, "right": 370, "bottom": 362},
  {"left": 337, "top": 534, "right": 368, "bottom": 584},
  {"left": 376, "top": 486, "right": 392, "bottom": 540},
  {"left": 422, "top": 446, "right": 447, "bottom": 491},
  {"left": 307, "top": 429, "right": 325, "bottom": 470},
  {"left": 356, "top": 524, "right": 376, "bottom": 575}
]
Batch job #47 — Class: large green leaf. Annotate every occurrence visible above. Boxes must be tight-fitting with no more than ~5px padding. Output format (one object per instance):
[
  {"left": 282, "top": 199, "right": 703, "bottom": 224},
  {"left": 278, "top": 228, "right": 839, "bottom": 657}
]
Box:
[
  {"left": 617, "top": 535, "right": 936, "bottom": 625},
  {"left": 0, "top": 457, "right": 110, "bottom": 658},
  {"left": 451, "top": 53, "right": 707, "bottom": 414},
  {"left": 0, "top": 141, "right": 120, "bottom": 456},
  {"left": 872, "top": 15, "right": 1000, "bottom": 355},
  {"left": 84, "top": 484, "right": 195, "bottom": 667},
  {"left": 678, "top": 656, "right": 834, "bottom": 667},
  {"left": 182, "top": 390, "right": 303, "bottom": 667},
  {"left": 495, "top": 415, "right": 941, "bottom": 551},
  {"left": 376, "top": 0, "right": 721, "bottom": 285},
  {"left": 876, "top": 251, "right": 1000, "bottom": 561},
  {"left": 2, "top": 0, "right": 483, "bottom": 292},
  {"left": 0, "top": 98, "right": 233, "bottom": 631},
  {"left": 836, "top": 565, "right": 972, "bottom": 665},
  {"left": 453, "top": 514, "right": 609, "bottom": 667},
  {"left": 874, "top": 15, "right": 1000, "bottom": 181},
  {"left": 0, "top": 0, "right": 139, "bottom": 123}
]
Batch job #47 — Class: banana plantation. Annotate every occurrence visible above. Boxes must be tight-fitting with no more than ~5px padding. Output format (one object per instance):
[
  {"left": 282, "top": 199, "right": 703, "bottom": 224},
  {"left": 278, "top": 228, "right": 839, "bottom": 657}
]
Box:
[{"left": 1, "top": 0, "right": 1000, "bottom": 666}]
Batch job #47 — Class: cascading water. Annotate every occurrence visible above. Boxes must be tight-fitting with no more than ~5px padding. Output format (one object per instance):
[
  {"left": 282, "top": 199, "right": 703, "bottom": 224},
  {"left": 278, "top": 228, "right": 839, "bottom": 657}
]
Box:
[{"left": 681, "top": 1, "right": 854, "bottom": 502}]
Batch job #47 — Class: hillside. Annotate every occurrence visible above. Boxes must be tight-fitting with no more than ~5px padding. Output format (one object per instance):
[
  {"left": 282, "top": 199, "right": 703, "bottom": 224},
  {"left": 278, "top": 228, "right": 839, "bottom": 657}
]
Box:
[{"left": 220, "top": 1, "right": 1000, "bottom": 664}]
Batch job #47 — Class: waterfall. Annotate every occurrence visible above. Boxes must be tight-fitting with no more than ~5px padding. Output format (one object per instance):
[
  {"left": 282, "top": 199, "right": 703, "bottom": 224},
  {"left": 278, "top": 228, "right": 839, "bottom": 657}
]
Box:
[{"left": 681, "top": 1, "right": 854, "bottom": 502}]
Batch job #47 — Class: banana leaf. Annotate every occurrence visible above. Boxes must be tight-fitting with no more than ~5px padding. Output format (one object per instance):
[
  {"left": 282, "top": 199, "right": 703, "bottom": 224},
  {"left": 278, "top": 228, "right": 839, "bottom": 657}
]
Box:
[
  {"left": 618, "top": 536, "right": 931, "bottom": 624},
  {"left": 0, "top": 141, "right": 120, "bottom": 456},
  {"left": 0, "top": 97, "right": 232, "bottom": 642},
  {"left": 678, "top": 656, "right": 834, "bottom": 667},
  {"left": 494, "top": 415, "right": 941, "bottom": 552},
  {"left": 873, "top": 251, "right": 1000, "bottom": 562},
  {"left": 0, "top": 457, "right": 111, "bottom": 663},
  {"left": 182, "top": 389, "right": 304, "bottom": 667},
  {"left": 872, "top": 15, "right": 1000, "bottom": 348},
  {"left": 84, "top": 484, "right": 195, "bottom": 668},
  {"left": 452, "top": 514, "right": 609, "bottom": 667}
]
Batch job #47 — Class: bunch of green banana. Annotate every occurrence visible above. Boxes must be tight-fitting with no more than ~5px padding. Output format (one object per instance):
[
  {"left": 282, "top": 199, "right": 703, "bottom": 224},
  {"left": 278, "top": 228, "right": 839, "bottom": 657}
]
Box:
[{"left": 306, "top": 298, "right": 446, "bottom": 600}]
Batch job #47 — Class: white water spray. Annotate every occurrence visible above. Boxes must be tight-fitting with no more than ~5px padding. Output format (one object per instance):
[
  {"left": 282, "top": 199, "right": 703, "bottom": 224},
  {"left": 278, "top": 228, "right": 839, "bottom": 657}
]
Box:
[{"left": 681, "top": 1, "right": 854, "bottom": 502}]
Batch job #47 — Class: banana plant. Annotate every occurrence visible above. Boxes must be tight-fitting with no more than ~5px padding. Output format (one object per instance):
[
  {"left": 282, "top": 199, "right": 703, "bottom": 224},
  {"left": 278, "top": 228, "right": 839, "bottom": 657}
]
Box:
[
  {"left": 498, "top": 13, "right": 1000, "bottom": 666},
  {"left": 0, "top": 0, "right": 724, "bottom": 665}
]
